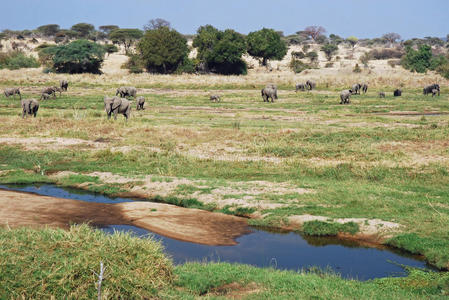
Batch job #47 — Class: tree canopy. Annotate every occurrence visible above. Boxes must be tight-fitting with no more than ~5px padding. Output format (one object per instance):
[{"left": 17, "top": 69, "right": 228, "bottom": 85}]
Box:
[
  {"left": 109, "top": 29, "right": 143, "bottom": 52},
  {"left": 70, "top": 23, "right": 95, "bottom": 38},
  {"left": 246, "top": 28, "right": 287, "bottom": 66},
  {"left": 37, "top": 24, "right": 60, "bottom": 36},
  {"left": 137, "top": 27, "right": 188, "bottom": 74}
]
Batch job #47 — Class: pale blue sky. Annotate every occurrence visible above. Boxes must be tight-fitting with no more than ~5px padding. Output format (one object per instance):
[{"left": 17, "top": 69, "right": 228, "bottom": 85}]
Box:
[{"left": 3, "top": 0, "right": 448, "bottom": 39}]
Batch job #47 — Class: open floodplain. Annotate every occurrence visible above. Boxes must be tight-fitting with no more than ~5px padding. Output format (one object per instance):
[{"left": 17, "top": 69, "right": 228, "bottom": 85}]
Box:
[{"left": 1, "top": 72, "right": 449, "bottom": 298}]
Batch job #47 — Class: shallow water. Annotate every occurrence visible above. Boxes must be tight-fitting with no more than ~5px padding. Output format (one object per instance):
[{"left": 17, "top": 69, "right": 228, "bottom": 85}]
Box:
[{"left": 2, "top": 184, "right": 434, "bottom": 280}]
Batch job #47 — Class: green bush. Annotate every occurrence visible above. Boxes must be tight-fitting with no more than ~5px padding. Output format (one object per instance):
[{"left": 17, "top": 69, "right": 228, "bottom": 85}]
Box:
[
  {"left": 137, "top": 27, "right": 188, "bottom": 74},
  {"left": 401, "top": 45, "right": 432, "bottom": 73},
  {"left": 436, "top": 62, "right": 449, "bottom": 79},
  {"left": 302, "top": 220, "right": 359, "bottom": 236},
  {"left": 103, "top": 43, "right": 118, "bottom": 56},
  {"left": 38, "top": 40, "right": 105, "bottom": 74},
  {"left": 122, "top": 54, "right": 144, "bottom": 73},
  {"left": 321, "top": 43, "right": 338, "bottom": 61},
  {"left": 193, "top": 25, "right": 247, "bottom": 75},
  {"left": 289, "top": 58, "right": 313, "bottom": 73},
  {"left": 0, "top": 51, "right": 40, "bottom": 70}
]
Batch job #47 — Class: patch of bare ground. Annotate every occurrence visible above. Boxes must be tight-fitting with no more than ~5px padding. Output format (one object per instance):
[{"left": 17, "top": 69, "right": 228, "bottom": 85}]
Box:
[
  {"left": 288, "top": 215, "right": 402, "bottom": 241},
  {"left": 51, "top": 171, "right": 313, "bottom": 210},
  {"left": 0, "top": 189, "right": 249, "bottom": 245}
]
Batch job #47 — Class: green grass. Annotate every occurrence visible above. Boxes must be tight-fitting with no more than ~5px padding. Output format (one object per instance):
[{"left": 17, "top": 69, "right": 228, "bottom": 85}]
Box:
[
  {"left": 302, "top": 220, "right": 360, "bottom": 236},
  {"left": 0, "top": 225, "right": 173, "bottom": 299}
]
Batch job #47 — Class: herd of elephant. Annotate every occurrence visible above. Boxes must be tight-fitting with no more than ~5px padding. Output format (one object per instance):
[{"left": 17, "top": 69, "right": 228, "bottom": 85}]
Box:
[{"left": 3, "top": 80, "right": 443, "bottom": 119}]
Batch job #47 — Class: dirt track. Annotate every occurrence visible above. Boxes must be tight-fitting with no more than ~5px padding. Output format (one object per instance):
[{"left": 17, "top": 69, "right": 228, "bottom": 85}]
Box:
[{"left": 0, "top": 189, "right": 249, "bottom": 246}]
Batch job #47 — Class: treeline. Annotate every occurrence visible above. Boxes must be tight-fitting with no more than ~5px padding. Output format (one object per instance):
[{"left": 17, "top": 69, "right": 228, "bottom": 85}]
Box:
[{"left": 0, "top": 21, "right": 448, "bottom": 78}]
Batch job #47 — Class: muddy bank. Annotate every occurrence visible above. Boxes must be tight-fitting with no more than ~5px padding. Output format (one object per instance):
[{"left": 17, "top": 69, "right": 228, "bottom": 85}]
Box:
[{"left": 0, "top": 189, "right": 249, "bottom": 246}]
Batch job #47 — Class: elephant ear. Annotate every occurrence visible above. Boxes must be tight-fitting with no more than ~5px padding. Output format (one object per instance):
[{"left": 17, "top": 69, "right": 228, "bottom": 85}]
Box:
[{"left": 112, "top": 97, "right": 122, "bottom": 110}]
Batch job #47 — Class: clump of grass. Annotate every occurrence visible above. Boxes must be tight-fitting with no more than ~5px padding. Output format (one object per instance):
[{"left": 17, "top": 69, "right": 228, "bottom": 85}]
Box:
[
  {"left": 219, "top": 205, "right": 256, "bottom": 217},
  {"left": 151, "top": 195, "right": 216, "bottom": 211},
  {"left": 0, "top": 225, "right": 173, "bottom": 299},
  {"left": 302, "top": 220, "right": 359, "bottom": 236}
]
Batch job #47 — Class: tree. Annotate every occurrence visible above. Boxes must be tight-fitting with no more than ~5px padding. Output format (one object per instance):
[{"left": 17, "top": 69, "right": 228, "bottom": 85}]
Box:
[
  {"left": 37, "top": 24, "right": 60, "bottom": 37},
  {"left": 303, "top": 26, "right": 326, "bottom": 42},
  {"left": 246, "top": 28, "right": 287, "bottom": 66},
  {"left": 321, "top": 43, "right": 338, "bottom": 61},
  {"left": 329, "top": 34, "right": 344, "bottom": 45},
  {"left": 39, "top": 40, "right": 105, "bottom": 73},
  {"left": 103, "top": 44, "right": 119, "bottom": 56},
  {"left": 193, "top": 26, "right": 247, "bottom": 75},
  {"left": 137, "top": 26, "right": 188, "bottom": 73},
  {"left": 346, "top": 36, "right": 358, "bottom": 50},
  {"left": 382, "top": 33, "right": 401, "bottom": 47},
  {"left": 144, "top": 18, "right": 171, "bottom": 31},
  {"left": 401, "top": 45, "right": 432, "bottom": 73},
  {"left": 99, "top": 25, "right": 119, "bottom": 35},
  {"left": 71, "top": 23, "right": 95, "bottom": 38},
  {"left": 109, "top": 29, "right": 143, "bottom": 53}
]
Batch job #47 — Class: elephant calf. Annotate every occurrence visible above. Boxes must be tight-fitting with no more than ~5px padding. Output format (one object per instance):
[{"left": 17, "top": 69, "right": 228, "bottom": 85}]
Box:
[
  {"left": 136, "top": 96, "right": 145, "bottom": 110},
  {"left": 40, "top": 93, "right": 51, "bottom": 100},
  {"left": 295, "top": 83, "right": 306, "bottom": 92},
  {"left": 379, "top": 92, "right": 386, "bottom": 98},
  {"left": 306, "top": 80, "right": 316, "bottom": 90},
  {"left": 41, "top": 87, "right": 57, "bottom": 98},
  {"left": 104, "top": 96, "right": 131, "bottom": 120},
  {"left": 340, "top": 89, "right": 352, "bottom": 104},
  {"left": 210, "top": 95, "right": 220, "bottom": 102},
  {"left": 4, "top": 87, "right": 21, "bottom": 99},
  {"left": 393, "top": 89, "right": 402, "bottom": 97},
  {"left": 352, "top": 83, "right": 361, "bottom": 95},
  {"left": 21, "top": 98, "right": 39, "bottom": 118},
  {"left": 361, "top": 83, "right": 368, "bottom": 94}
]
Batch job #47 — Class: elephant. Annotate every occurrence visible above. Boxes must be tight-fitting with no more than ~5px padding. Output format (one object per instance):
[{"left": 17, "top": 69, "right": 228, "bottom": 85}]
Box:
[
  {"left": 21, "top": 98, "right": 39, "bottom": 118},
  {"left": 136, "top": 96, "right": 145, "bottom": 110},
  {"left": 423, "top": 84, "right": 440, "bottom": 96},
  {"left": 210, "top": 95, "right": 221, "bottom": 102},
  {"left": 295, "top": 83, "right": 306, "bottom": 92},
  {"left": 60, "top": 79, "right": 69, "bottom": 91},
  {"left": 361, "top": 83, "right": 368, "bottom": 94},
  {"left": 306, "top": 80, "right": 316, "bottom": 90},
  {"left": 352, "top": 83, "right": 362, "bottom": 94},
  {"left": 432, "top": 89, "right": 439, "bottom": 97},
  {"left": 379, "top": 92, "right": 386, "bottom": 98},
  {"left": 393, "top": 89, "right": 402, "bottom": 97},
  {"left": 104, "top": 96, "right": 131, "bottom": 120},
  {"left": 4, "top": 87, "right": 21, "bottom": 99},
  {"left": 261, "top": 87, "right": 277, "bottom": 102},
  {"left": 41, "top": 87, "right": 57, "bottom": 98},
  {"left": 340, "top": 89, "right": 352, "bottom": 104},
  {"left": 116, "top": 86, "right": 137, "bottom": 98},
  {"left": 40, "top": 93, "right": 51, "bottom": 100}
]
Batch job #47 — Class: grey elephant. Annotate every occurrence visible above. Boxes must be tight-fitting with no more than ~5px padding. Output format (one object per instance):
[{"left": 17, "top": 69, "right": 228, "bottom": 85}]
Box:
[
  {"left": 423, "top": 84, "right": 440, "bottom": 96},
  {"left": 379, "top": 92, "right": 386, "bottom": 98},
  {"left": 21, "top": 98, "right": 39, "bottom": 118},
  {"left": 210, "top": 95, "right": 221, "bottom": 102},
  {"left": 136, "top": 96, "right": 145, "bottom": 110},
  {"left": 41, "top": 87, "right": 57, "bottom": 98},
  {"left": 352, "top": 83, "right": 361, "bottom": 94},
  {"left": 295, "top": 83, "right": 306, "bottom": 92},
  {"left": 4, "top": 87, "right": 21, "bottom": 99},
  {"left": 261, "top": 86, "right": 278, "bottom": 102},
  {"left": 431, "top": 89, "right": 439, "bottom": 97},
  {"left": 116, "top": 86, "right": 137, "bottom": 98},
  {"left": 306, "top": 80, "right": 316, "bottom": 90},
  {"left": 60, "top": 79, "right": 69, "bottom": 91},
  {"left": 104, "top": 96, "right": 131, "bottom": 120},
  {"left": 340, "top": 89, "right": 352, "bottom": 104},
  {"left": 393, "top": 89, "right": 402, "bottom": 97},
  {"left": 361, "top": 83, "right": 368, "bottom": 94},
  {"left": 40, "top": 93, "right": 51, "bottom": 100}
]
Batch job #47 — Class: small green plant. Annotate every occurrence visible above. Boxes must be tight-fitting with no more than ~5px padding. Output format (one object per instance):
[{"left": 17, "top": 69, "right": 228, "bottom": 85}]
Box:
[{"left": 302, "top": 220, "right": 359, "bottom": 236}]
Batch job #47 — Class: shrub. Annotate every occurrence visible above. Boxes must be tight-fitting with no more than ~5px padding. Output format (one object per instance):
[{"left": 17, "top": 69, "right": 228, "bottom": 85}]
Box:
[
  {"left": 175, "top": 57, "right": 196, "bottom": 74},
  {"left": 324, "top": 62, "right": 333, "bottom": 68},
  {"left": 401, "top": 45, "right": 432, "bottom": 73},
  {"left": 436, "top": 62, "right": 449, "bottom": 79},
  {"left": 38, "top": 39, "right": 105, "bottom": 74},
  {"left": 246, "top": 28, "right": 287, "bottom": 66},
  {"left": 359, "top": 52, "right": 371, "bottom": 67},
  {"left": 193, "top": 25, "right": 247, "bottom": 75},
  {"left": 353, "top": 63, "right": 362, "bottom": 73},
  {"left": 138, "top": 27, "right": 189, "bottom": 74},
  {"left": 321, "top": 43, "right": 338, "bottom": 61},
  {"left": 369, "top": 48, "right": 404, "bottom": 60},
  {"left": 291, "top": 51, "right": 305, "bottom": 59},
  {"left": 306, "top": 51, "right": 318, "bottom": 63},
  {"left": 387, "top": 59, "right": 401, "bottom": 68},
  {"left": 0, "top": 51, "right": 40, "bottom": 70},
  {"left": 122, "top": 54, "right": 144, "bottom": 73},
  {"left": 290, "top": 58, "right": 313, "bottom": 73},
  {"left": 103, "top": 43, "right": 118, "bottom": 56}
]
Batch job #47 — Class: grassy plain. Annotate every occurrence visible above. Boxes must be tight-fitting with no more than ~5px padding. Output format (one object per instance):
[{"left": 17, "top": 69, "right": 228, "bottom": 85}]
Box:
[{"left": 0, "top": 71, "right": 448, "bottom": 297}]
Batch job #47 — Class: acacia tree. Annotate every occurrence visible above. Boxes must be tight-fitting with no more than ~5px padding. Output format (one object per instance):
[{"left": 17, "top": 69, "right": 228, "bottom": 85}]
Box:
[
  {"left": 193, "top": 25, "right": 247, "bottom": 75},
  {"left": 246, "top": 28, "right": 287, "bottom": 66},
  {"left": 346, "top": 36, "right": 358, "bottom": 52},
  {"left": 321, "top": 43, "right": 339, "bottom": 61},
  {"left": 109, "top": 29, "right": 143, "bottom": 53},
  {"left": 382, "top": 33, "right": 401, "bottom": 47},
  {"left": 99, "top": 25, "right": 119, "bottom": 35},
  {"left": 37, "top": 24, "right": 60, "bottom": 37},
  {"left": 71, "top": 23, "right": 95, "bottom": 38},
  {"left": 137, "top": 26, "right": 188, "bottom": 73},
  {"left": 303, "top": 26, "right": 326, "bottom": 42},
  {"left": 143, "top": 18, "right": 171, "bottom": 31}
]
